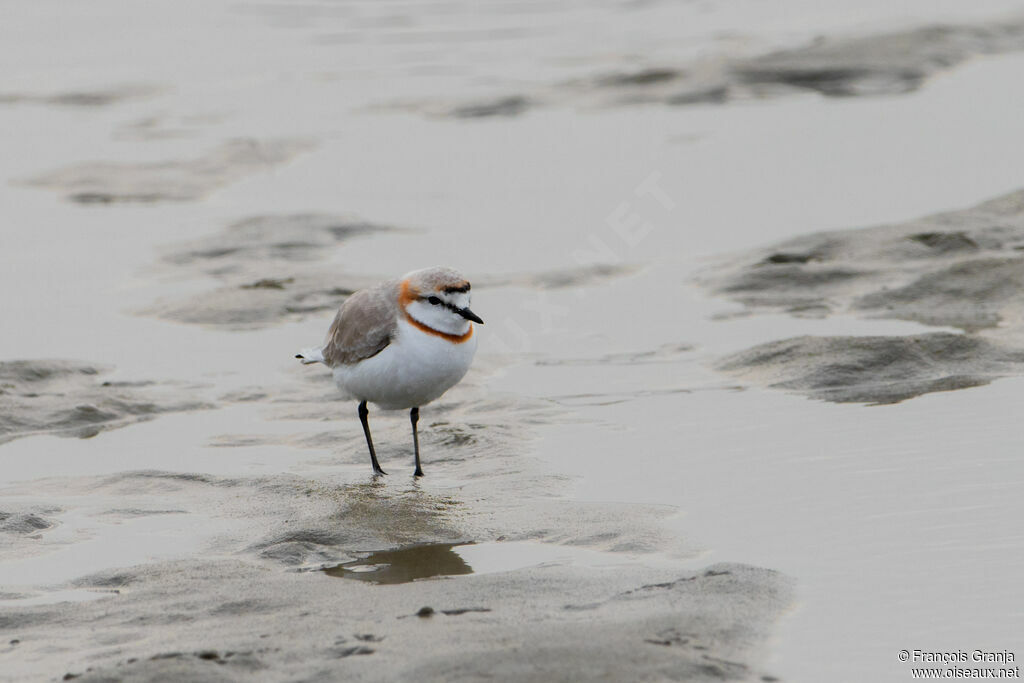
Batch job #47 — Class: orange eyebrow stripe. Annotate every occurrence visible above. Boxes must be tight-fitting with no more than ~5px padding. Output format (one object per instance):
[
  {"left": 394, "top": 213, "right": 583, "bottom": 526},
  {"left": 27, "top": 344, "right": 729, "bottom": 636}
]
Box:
[{"left": 403, "top": 312, "right": 475, "bottom": 343}]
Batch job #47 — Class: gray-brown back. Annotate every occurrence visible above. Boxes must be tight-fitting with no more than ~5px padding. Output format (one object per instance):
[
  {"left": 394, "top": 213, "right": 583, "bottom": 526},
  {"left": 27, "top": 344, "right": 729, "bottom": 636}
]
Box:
[{"left": 321, "top": 281, "right": 399, "bottom": 367}]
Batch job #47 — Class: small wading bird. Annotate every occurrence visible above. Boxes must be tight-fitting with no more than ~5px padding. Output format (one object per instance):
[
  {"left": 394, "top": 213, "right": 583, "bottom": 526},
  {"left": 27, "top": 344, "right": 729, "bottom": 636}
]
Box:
[{"left": 296, "top": 267, "right": 482, "bottom": 476}]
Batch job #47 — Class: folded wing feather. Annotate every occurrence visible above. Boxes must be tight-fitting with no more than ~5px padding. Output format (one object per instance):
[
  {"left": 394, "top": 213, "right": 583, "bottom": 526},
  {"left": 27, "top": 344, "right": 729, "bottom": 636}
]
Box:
[{"left": 320, "top": 283, "right": 398, "bottom": 367}]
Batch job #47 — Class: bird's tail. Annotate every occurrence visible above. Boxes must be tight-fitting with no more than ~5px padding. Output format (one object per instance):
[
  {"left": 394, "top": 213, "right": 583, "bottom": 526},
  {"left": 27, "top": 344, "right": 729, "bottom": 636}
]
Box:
[{"left": 295, "top": 347, "right": 325, "bottom": 365}]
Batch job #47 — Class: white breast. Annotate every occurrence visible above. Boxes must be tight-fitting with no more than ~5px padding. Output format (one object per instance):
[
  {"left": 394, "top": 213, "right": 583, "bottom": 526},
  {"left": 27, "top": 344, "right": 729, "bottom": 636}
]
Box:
[{"left": 332, "top": 319, "right": 478, "bottom": 410}]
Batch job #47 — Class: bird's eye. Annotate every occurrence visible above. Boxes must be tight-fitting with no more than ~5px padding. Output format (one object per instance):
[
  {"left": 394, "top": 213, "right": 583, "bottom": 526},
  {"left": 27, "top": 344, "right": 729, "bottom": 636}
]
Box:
[{"left": 427, "top": 296, "right": 442, "bottom": 305}]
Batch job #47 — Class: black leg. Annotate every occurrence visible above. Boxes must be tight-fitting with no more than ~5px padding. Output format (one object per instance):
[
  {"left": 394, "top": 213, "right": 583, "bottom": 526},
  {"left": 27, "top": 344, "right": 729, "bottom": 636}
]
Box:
[
  {"left": 411, "top": 407, "right": 423, "bottom": 477},
  {"left": 358, "top": 400, "right": 386, "bottom": 475}
]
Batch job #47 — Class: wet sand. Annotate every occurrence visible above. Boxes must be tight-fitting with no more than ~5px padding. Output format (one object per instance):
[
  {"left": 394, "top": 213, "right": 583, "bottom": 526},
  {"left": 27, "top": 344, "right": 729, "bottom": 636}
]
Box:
[{"left": 4, "top": 1, "right": 1024, "bottom": 681}]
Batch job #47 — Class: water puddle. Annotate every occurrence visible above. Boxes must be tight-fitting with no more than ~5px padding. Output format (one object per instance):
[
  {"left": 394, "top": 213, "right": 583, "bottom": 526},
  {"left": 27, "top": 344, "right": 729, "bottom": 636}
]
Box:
[
  {"left": 323, "top": 540, "right": 661, "bottom": 585},
  {"left": 323, "top": 543, "right": 473, "bottom": 584}
]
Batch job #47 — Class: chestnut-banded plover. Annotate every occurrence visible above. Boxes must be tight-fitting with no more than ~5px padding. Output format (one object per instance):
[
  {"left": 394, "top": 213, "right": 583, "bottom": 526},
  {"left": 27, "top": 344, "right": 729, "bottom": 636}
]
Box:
[{"left": 297, "top": 266, "right": 482, "bottom": 476}]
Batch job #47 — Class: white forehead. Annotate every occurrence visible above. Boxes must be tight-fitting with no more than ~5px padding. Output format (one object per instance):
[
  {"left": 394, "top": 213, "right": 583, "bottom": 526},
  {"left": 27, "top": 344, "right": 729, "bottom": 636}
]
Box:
[{"left": 445, "top": 291, "right": 471, "bottom": 308}]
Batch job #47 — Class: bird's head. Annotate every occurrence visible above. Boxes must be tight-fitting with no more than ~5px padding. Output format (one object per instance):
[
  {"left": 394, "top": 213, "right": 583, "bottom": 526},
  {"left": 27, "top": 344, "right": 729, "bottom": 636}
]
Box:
[{"left": 399, "top": 266, "right": 483, "bottom": 337}]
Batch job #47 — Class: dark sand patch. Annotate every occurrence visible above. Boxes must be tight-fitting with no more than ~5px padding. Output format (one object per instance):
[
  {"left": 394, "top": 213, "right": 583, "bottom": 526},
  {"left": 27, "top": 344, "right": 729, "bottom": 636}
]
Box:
[
  {"left": 733, "top": 21, "right": 1024, "bottom": 98},
  {"left": 0, "top": 360, "right": 209, "bottom": 445},
  {"left": 0, "top": 504, "right": 66, "bottom": 565},
  {"left": 163, "top": 213, "right": 392, "bottom": 276},
  {"left": 853, "top": 257, "right": 1024, "bottom": 332},
  {"left": 705, "top": 189, "right": 1024, "bottom": 403},
  {"left": 0, "top": 84, "right": 164, "bottom": 108},
  {"left": 72, "top": 571, "right": 138, "bottom": 590},
  {"left": 718, "top": 333, "right": 1024, "bottom": 405},
  {"left": 704, "top": 190, "right": 1024, "bottom": 330},
  {"left": 24, "top": 139, "right": 313, "bottom": 204},
  {"left": 411, "top": 17, "right": 1024, "bottom": 117},
  {"left": 0, "top": 508, "right": 59, "bottom": 536}
]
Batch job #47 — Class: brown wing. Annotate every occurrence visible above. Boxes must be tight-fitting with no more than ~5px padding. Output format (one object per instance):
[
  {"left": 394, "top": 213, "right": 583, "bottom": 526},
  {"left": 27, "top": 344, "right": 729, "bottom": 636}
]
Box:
[{"left": 321, "top": 283, "right": 398, "bottom": 367}]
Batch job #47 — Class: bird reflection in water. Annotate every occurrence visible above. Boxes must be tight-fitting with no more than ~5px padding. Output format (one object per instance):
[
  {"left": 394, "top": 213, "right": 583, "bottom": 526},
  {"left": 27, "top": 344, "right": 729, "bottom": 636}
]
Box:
[{"left": 324, "top": 542, "right": 473, "bottom": 584}]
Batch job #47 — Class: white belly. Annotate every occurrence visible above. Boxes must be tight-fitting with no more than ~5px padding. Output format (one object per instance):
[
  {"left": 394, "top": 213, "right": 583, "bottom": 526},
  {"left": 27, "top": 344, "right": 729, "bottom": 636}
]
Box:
[{"left": 332, "top": 319, "right": 477, "bottom": 410}]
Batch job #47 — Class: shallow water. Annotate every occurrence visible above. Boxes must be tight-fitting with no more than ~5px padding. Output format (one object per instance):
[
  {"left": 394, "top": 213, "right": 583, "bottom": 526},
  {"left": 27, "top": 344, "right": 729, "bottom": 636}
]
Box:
[
  {"left": 325, "top": 543, "right": 475, "bottom": 584},
  {"left": 4, "top": 2, "right": 1024, "bottom": 682},
  {"left": 324, "top": 540, "right": 675, "bottom": 585}
]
